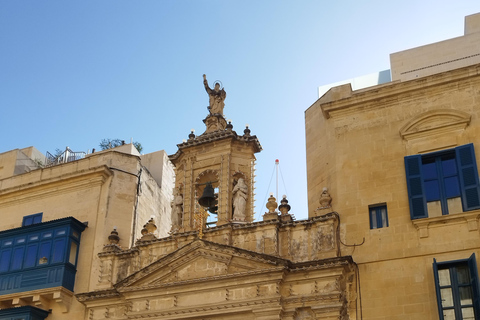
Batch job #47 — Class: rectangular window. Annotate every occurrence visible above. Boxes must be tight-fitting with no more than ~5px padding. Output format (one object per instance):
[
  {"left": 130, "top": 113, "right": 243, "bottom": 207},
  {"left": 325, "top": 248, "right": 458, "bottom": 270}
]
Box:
[
  {"left": 405, "top": 144, "right": 480, "bottom": 219},
  {"left": 433, "top": 254, "right": 480, "bottom": 319},
  {"left": 22, "top": 212, "right": 43, "bottom": 227},
  {"left": 369, "top": 204, "right": 388, "bottom": 229}
]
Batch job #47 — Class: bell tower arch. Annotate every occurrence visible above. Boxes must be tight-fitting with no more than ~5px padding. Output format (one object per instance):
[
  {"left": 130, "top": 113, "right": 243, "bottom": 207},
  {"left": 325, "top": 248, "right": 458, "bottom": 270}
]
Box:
[{"left": 169, "top": 75, "right": 262, "bottom": 232}]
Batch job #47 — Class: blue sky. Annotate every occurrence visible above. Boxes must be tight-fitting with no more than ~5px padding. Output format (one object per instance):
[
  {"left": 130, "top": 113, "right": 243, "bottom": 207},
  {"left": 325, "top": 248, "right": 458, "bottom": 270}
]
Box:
[{"left": 1, "top": 1, "right": 479, "bottom": 220}]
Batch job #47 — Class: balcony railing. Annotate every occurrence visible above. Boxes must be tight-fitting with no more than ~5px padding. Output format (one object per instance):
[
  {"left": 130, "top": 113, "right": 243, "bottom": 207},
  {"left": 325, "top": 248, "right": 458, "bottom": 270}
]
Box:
[{"left": 44, "top": 147, "right": 86, "bottom": 167}]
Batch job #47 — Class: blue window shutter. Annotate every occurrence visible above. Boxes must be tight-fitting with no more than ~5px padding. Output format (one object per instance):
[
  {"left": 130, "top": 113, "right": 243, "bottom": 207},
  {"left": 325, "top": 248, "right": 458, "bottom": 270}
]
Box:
[
  {"left": 433, "top": 258, "right": 444, "bottom": 320},
  {"left": 468, "top": 253, "right": 480, "bottom": 317},
  {"left": 405, "top": 155, "right": 428, "bottom": 219},
  {"left": 456, "top": 144, "right": 480, "bottom": 211}
]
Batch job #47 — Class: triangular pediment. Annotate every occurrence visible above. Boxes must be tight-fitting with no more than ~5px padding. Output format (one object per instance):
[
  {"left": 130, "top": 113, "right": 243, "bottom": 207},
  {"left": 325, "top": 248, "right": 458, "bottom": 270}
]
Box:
[{"left": 115, "top": 240, "right": 288, "bottom": 290}]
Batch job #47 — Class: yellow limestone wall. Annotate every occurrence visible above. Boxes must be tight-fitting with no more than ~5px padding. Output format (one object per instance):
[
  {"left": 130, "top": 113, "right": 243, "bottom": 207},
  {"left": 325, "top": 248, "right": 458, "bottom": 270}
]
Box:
[
  {"left": 306, "top": 63, "right": 480, "bottom": 319},
  {"left": 0, "top": 150, "right": 172, "bottom": 320}
]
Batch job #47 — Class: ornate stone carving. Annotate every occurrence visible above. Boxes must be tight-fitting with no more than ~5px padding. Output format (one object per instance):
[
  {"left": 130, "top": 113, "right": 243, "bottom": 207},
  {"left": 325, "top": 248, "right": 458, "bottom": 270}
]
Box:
[
  {"left": 108, "top": 228, "right": 120, "bottom": 245},
  {"left": 318, "top": 187, "right": 332, "bottom": 209},
  {"left": 139, "top": 218, "right": 158, "bottom": 241},
  {"left": 279, "top": 195, "right": 293, "bottom": 222},
  {"left": 263, "top": 194, "right": 279, "bottom": 221}
]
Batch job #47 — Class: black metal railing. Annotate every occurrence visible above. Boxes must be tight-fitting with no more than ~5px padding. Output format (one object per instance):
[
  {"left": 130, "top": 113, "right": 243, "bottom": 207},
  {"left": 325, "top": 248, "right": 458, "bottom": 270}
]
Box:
[{"left": 44, "top": 147, "right": 86, "bottom": 167}]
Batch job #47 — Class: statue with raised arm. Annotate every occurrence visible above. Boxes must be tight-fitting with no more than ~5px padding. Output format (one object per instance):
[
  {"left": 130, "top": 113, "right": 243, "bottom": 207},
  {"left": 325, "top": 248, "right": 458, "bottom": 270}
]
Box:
[
  {"left": 203, "top": 74, "right": 226, "bottom": 115},
  {"left": 232, "top": 178, "right": 248, "bottom": 221}
]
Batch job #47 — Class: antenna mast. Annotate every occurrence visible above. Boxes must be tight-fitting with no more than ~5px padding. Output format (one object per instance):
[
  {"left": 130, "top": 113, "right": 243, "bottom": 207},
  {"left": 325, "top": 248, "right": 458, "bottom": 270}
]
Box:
[{"left": 275, "top": 159, "right": 279, "bottom": 200}]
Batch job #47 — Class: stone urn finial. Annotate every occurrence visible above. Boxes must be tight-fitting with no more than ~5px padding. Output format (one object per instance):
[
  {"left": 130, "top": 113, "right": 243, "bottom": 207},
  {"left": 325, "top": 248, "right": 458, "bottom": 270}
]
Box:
[
  {"left": 144, "top": 218, "right": 157, "bottom": 234},
  {"left": 266, "top": 194, "right": 278, "bottom": 213},
  {"left": 278, "top": 195, "right": 291, "bottom": 215},
  {"left": 139, "top": 218, "right": 158, "bottom": 242},
  {"left": 263, "top": 194, "right": 279, "bottom": 221},
  {"left": 319, "top": 187, "right": 332, "bottom": 209},
  {"left": 108, "top": 227, "right": 120, "bottom": 245},
  {"left": 244, "top": 124, "right": 251, "bottom": 136},
  {"left": 279, "top": 195, "right": 293, "bottom": 223}
]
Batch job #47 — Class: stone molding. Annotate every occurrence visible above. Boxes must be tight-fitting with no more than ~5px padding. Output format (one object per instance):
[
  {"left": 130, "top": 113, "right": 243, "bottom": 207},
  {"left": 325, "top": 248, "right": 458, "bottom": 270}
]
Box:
[
  {"left": 0, "top": 165, "right": 112, "bottom": 207},
  {"left": 317, "top": 63, "right": 480, "bottom": 119},
  {"left": 412, "top": 209, "right": 480, "bottom": 238},
  {"left": 399, "top": 109, "right": 471, "bottom": 141}
]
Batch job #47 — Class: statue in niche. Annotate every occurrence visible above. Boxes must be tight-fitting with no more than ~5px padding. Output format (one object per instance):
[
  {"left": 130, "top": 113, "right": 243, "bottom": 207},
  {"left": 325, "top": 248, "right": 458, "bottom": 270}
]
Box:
[
  {"left": 171, "top": 189, "right": 183, "bottom": 228},
  {"left": 203, "top": 74, "right": 226, "bottom": 115},
  {"left": 232, "top": 178, "right": 248, "bottom": 221}
]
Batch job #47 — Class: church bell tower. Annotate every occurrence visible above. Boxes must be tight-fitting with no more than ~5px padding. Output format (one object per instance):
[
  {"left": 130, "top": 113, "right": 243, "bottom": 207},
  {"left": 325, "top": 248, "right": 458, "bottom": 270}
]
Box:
[{"left": 169, "top": 75, "right": 262, "bottom": 232}]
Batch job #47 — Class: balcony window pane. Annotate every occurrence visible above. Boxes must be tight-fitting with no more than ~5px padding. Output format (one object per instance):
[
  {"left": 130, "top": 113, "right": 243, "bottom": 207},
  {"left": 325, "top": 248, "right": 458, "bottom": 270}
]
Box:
[{"left": 69, "top": 242, "right": 78, "bottom": 265}]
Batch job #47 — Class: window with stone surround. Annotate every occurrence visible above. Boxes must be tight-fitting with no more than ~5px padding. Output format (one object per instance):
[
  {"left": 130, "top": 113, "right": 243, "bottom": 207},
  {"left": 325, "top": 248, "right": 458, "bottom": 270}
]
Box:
[
  {"left": 404, "top": 144, "right": 480, "bottom": 219},
  {"left": 433, "top": 254, "right": 480, "bottom": 320}
]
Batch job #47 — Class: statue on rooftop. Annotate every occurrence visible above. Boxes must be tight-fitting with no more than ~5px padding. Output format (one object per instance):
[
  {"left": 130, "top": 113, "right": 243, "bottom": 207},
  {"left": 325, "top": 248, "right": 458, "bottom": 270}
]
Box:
[{"left": 203, "top": 74, "right": 226, "bottom": 116}]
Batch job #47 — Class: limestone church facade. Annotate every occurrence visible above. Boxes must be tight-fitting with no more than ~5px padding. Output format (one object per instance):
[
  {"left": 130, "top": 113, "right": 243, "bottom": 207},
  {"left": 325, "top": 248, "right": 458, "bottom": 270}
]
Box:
[{"left": 0, "top": 75, "right": 357, "bottom": 320}]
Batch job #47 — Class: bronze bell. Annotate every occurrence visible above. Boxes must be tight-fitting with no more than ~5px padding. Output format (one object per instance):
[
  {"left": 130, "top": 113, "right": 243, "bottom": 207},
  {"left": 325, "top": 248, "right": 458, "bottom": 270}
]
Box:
[{"left": 198, "top": 182, "right": 216, "bottom": 208}]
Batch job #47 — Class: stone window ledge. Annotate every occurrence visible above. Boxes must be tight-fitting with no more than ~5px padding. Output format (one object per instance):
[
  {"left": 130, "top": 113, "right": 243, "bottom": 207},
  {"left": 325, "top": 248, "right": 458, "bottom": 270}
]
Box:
[{"left": 412, "top": 210, "right": 480, "bottom": 238}]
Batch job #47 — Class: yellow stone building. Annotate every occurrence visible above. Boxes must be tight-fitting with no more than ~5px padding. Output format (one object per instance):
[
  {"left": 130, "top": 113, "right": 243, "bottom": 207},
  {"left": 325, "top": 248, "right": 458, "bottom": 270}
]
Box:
[
  {"left": 0, "top": 76, "right": 357, "bottom": 319},
  {"left": 2, "top": 12, "right": 480, "bottom": 320},
  {"left": 306, "top": 12, "right": 480, "bottom": 320}
]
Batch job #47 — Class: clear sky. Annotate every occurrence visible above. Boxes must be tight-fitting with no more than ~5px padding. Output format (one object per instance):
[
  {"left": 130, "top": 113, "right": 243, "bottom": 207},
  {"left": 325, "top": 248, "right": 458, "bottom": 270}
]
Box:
[{"left": 1, "top": 1, "right": 479, "bottom": 220}]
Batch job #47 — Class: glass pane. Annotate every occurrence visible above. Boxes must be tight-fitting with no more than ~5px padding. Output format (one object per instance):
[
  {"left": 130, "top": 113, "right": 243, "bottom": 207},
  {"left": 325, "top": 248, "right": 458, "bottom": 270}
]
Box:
[
  {"left": 444, "top": 177, "right": 461, "bottom": 198},
  {"left": 462, "top": 307, "right": 475, "bottom": 320},
  {"left": 423, "top": 161, "right": 438, "bottom": 179},
  {"left": 442, "top": 158, "right": 457, "bottom": 176},
  {"left": 24, "top": 244, "right": 38, "bottom": 268},
  {"left": 380, "top": 208, "right": 388, "bottom": 227},
  {"left": 459, "top": 286, "right": 473, "bottom": 305},
  {"left": 38, "top": 241, "right": 52, "bottom": 264},
  {"left": 52, "top": 239, "right": 66, "bottom": 263},
  {"left": 457, "top": 265, "right": 471, "bottom": 284},
  {"left": 443, "top": 309, "right": 455, "bottom": 320},
  {"left": 370, "top": 210, "right": 377, "bottom": 229},
  {"left": 438, "top": 269, "right": 451, "bottom": 286},
  {"left": 441, "top": 288, "right": 454, "bottom": 307},
  {"left": 425, "top": 180, "right": 440, "bottom": 201},
  {"left": 0, "top": 250, "right": 11, "bottom": 272},
  {"left": 69, "top": 242, "right": 78, "bottom": 265},
  {"left": 11, "top": 247, "right": 25, "bottom": 270}
]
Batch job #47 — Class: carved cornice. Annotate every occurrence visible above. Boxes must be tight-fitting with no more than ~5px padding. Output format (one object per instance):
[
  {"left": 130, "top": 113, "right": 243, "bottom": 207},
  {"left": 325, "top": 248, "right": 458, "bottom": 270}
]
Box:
[
  {"left": 317, "top": 63, "right": 480, "bottom": 119},
  {"left": 118, "top": 266, "right": 286, "bottom": 293},
  {"left": 125, "top": 297, "right": 281, "bottom": 319},
  {"left": 169, "top": 130, "right": 262, "bottom": 162},
  {"left": 76, "top": 289, "right": 120, "bottom": 302},
  {"left": 0, "top": 165, "right": 112, "bottom": 207}
]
